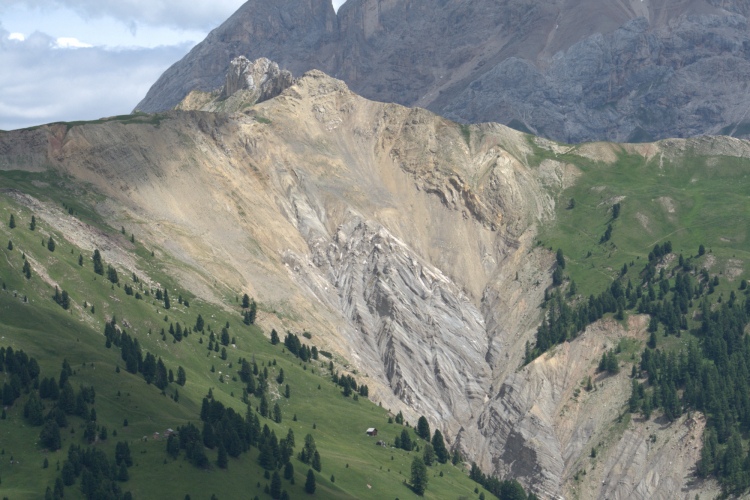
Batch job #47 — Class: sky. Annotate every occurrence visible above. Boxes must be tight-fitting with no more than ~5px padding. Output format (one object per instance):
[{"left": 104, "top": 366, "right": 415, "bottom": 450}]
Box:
[{"left": 0, "top": 0, "right": 348, "bottom": 131}]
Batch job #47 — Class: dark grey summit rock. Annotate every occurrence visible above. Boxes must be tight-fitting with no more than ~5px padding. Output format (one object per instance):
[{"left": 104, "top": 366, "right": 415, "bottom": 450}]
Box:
[{"left": 137, "top": 0, "right": 750, "bottom": 143}]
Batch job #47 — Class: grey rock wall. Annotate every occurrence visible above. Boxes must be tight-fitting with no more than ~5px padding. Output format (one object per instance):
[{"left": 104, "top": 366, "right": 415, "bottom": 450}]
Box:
[{"left": 136, "top": 0, "right": 750, "bottom": 143}]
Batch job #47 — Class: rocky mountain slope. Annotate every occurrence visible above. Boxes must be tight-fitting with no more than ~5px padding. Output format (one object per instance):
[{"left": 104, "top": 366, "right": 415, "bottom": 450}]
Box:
[
  {"left": 137, "top": 0, "right": 750, "bottom": 143},
  {"left": 4, "top": 66, "right": 737, "bottom": 498}
]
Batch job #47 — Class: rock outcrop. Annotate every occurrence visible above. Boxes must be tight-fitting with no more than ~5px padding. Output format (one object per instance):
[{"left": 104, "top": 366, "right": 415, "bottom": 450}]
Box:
[
  {"left": 137, "top": 0, "right": 750, "bottom": 143},
  {"left": 177, "top": 57, "right": 295, "bottom": 112}
]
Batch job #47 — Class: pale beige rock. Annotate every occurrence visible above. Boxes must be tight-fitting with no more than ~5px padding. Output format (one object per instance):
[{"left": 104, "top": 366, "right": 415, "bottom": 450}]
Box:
[{"left": 0, "top": 70, "right": 734, "bottom": 499}]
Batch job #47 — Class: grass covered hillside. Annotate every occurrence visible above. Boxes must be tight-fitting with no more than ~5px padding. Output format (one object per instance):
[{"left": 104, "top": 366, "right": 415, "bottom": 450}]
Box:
[
  {"left": 0, "top": 170, "right": 504, "bottom": 500},
  {"left": 528, "top": 137, "right": 750, "bottom": 496}
]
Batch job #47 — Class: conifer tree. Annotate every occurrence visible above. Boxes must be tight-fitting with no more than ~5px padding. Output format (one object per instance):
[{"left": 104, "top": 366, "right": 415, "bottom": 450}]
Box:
[
  {"left": 270, "top": 471, "right": 282, "bottom": 499},
  {"left": 283, "top": 461, "right": 294, "bottom": 480},
  {"left": 416, "top": 416, "right": 431, "bottom": 441},
  {"left": 217, "top": 443, "right": 228, "bottom": 469},
  {"left": 9, "top": 214, "right": 15, "bottom": 229},
  {"left": 399, "top": 428, "right": 413, "bottom": 451},
  {"left": 273, "top": 403, "right": 282, "bottom": 423},
  {"left": 410, "top": 456, "right": 428, "bottom": 495},
  {"left": 304, "top": 469, "right": 316, "bottom": 494},
  {"left": 155, "top": 357, "right": 168, "bottom": 389},
  {"left": 422, "top": 443, "right": 435, "bottom": 466},
  {"left": 93, "top": 249, "right": 104, "bottom": 275},
  {"left": 431, "top": 430, "right": 449, "bottom": 464}
]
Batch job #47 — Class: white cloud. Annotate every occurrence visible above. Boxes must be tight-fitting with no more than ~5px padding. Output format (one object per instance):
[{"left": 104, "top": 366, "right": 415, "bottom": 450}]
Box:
[
  {"left": 0, "top": 0, "right": 248, "bottom": 31},
  {"left": 0, "top": 1, "right": 352, "bottom": 130},
  {"left": 55, "top": 36, "right": 92, "bottom": 48},
  {"left": 0, "top": 25, "right": 191, "bottom": 130}
]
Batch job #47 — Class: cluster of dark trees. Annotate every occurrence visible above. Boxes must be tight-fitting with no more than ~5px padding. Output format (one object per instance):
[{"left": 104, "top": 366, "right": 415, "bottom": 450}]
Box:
[
  {"left": 238, "top": 357, "right": 285, "bottom": 417},
  {"left": 1, "top": 346, "right": 41, "bottom": 407},
  {"left": 392, "top": 415, "right": 449, "bottom": 469},
  {"left": 533, "top": 242, "right": 720, "bottom": 358},
  {"left": 168, "top": 394, "right": 305, "bottom": 500},
  {"left": 24, "top": 358, "right": 100, "bottom": 451},
  {"left": 469, "top": 462, "right": 538, "bottom": 500},
  {"left": 53, "top": 286, "right": 71, "bottom": 310},
  {"left": 0, "top": 346, "right": 117, "bottom": 497},
  {"left": 332, "top": 371, "right": 369, "bottom": 398},
  {"left": 242, "top": 293, "right": 257, "bottom": 325},
  {"left": 628, "top": 302, "right": 750, "bottom": 493},
  {"left": 49, "top": 443, "right": 134, "bottom": 500},
  {"left": 536, "top": 237, "right": 750, "bottom": 494},
  {"left": 283, "top": 332, "right": 317, "bottom": 362},
  {"left": 104, "top": 319, "right": 183, "bottom": 390}
]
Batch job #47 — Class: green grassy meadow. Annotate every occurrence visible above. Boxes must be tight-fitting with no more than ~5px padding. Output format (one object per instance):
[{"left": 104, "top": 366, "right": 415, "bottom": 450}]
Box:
[
  {"left": 0, "top": 176, "right": 486, "bottom": 500},
  {"left": 533, "top": 143, "right": 750, "bottom": 297}
]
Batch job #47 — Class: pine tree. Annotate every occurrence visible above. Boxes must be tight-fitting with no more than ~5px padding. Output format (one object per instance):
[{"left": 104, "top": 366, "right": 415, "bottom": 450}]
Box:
[
  {"left": 283, "top": 461, "right": 294, "bottom": 480},
  {"left": 177, "top": 366, "right": 187, "bottom": 386},
  {"left": 22, "top": 259, "right": 31, "bottom": 279},
  {"left": 217, "top": 443, "right": 228, "bottom": 469},
  {"left": 416, "top": 416, "right": 431, "bottom": 441},
  {"left": 155, "top": 357, "right": 168, "bottom": 389},
  {"left": 410, "top": 456, "right": 428, "bottom": 495},
  {"left": 556, "top": 248, "right": 566, "bottom": 269},
  {"left": 107, "top": 265, "right": 119, "bottom": 284},
  {"left": 29, "top": 215, "right": 35, "bottom": 230},
  {"left": 273, "top": 403, "right": 282, "bottom": 423},
  {"left": 249, "top": 300, "right": 257, "bottom": 324},
  {"left": 9, "top": 214, "right": 15, "bottom": 229},
  {"left": 47, "top": 236, "right": 55, "bottom": 252},
  {"left": 93, "top": 249, "right": 104, "bottom": 275},
  {"left": 7, "top": 240, "right": 12, "bottom": 250},
  {"left": 422, "top": 443, "right": 435, "bottom": 466},
  {"left": 304, "top": 469, "right": 316, "bottom": 494},
  {"left": 242, "top": 294, "right": 251, "bottom": 309},
  {"left": 431, "top": 430, "right": 449, "bottom": 464},
  {"left": 312, "top": 451, "right": 321, "bottom": 472},
  {"left": 260, "top": 393, "right": 269, "bottom": 418},
  {"left": 270, "top": 471, "right": 282, "bottom": 499},
  {"left": 39, "top": 421, "right": 61, "bottom": 450},
  {"left": 164, "top": 289, "right": 170, "bottom": 309},
  {"left": 118, "top": 462, "right": 129, "bottom": 481},
  {"left": 400, "top": 428, "right": 413, "bottom": 451}
]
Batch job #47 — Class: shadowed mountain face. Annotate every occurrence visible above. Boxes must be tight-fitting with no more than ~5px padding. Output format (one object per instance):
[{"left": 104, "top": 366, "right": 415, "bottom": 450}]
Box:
[{"left": 136, "top": 0, "right": 750, "bottom": 143}]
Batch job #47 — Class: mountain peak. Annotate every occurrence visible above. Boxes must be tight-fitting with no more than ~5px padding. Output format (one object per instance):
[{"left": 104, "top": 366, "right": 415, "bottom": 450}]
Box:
[{"left": 137, "top": 0, "right": 750, "bottom": 144}]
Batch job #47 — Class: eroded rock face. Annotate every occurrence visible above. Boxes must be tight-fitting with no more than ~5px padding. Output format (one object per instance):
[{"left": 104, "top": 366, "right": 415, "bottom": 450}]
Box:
[
  {"left": 137, "top": 0, "right": 750, "bottom": 142},
  {"left": 177, "top": 57, "right": 296, "bottom": 113},
  {"left": 220, "top": 57, "right": 294, "bottom": 102},
  {"left": 2, "top": 71, "right": 728, "bottom": 498}
]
